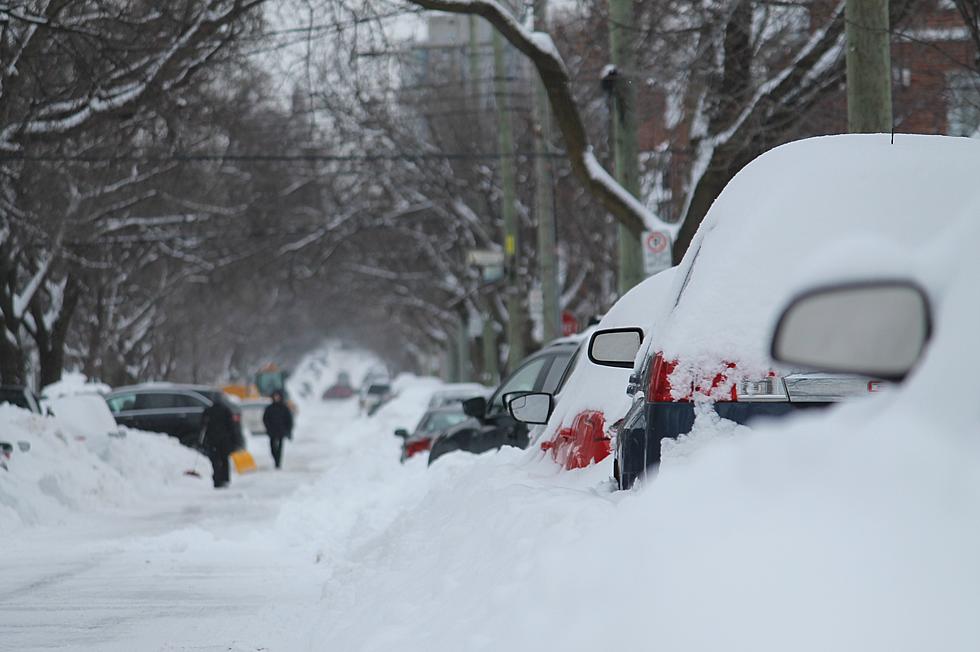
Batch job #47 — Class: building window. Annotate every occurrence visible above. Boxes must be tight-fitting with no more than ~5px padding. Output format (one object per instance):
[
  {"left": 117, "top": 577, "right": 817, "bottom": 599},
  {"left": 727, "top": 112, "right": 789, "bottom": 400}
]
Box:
[{"left": 946, "top": 72, "right": 980, "bottom": 137}]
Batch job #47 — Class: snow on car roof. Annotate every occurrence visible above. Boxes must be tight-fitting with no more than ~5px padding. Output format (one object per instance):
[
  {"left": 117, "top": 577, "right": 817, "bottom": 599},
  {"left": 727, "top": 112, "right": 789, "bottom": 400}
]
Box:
[{"left": 649, "top": 134, "right": 980, "bottom": 376}]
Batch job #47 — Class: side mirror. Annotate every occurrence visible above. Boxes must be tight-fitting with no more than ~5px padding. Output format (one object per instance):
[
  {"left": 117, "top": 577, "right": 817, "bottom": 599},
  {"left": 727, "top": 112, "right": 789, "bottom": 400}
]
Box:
[
  {"left": 17, "top": 441, "right": 31, "bottom": 452},
  {"left": 588, "top": 327, "right": 644, "bottom": 368},
  {"left": 394, "top": 428, "right": 409, "bottom": 438},
  {"left": 462, "top": 396, "right": 487, "bottom": 419},
  {"left": 507, "top": 392, "right": 554, "bottom": 425},
  {"left": 771, "top": 280, "right": 932, "bottom": 381}
]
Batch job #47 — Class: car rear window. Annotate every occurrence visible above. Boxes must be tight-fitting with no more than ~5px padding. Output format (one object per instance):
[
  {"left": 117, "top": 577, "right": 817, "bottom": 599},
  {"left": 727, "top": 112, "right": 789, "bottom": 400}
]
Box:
[
  {"left": 0, "top": 388, "right": 29, "bottom": 410},
  {"left": 134, "top": 393, "right": 179, "bottom": 410}
]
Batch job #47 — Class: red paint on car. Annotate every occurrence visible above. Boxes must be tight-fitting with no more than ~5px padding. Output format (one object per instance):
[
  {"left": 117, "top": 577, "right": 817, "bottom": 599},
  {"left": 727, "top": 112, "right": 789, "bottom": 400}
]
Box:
[{"left": 541, "top": 410, "right": 611, "bottom": 470}]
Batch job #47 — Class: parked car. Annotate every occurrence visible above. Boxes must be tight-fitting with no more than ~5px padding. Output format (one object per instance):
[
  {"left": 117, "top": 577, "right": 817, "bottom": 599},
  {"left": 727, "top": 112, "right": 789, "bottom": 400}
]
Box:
[
  {"left": 394, "top": 404, "right": 470, "bottom": 462},
  {"left": 322, "top": 382, "right": 355, "bottom": 400},
  {"left": 427, "top": 383, "right": 491, "bottom": 409},
  {"left": 105, "top": 383, "right": 243, "bottom": 449},
  {"left": 0, "top": 385, "right": 43, "bottom": 414},
  {"left": 506, "top": 268, "right": 676, "bottom": 472},
  {"left": 240, "top": 397, "right": 271, "bottom": 435},
  {"left": 360, "top": 382, "right": 393, "bottom": 416},
  {"left": 583, "top": 134, "right": 979, "bottom": 488},
  {"left": 41, "top": 382, "right": 125, "bottom": 440},
  {"left": 428, "top": 336, "right": 582, "bottom": 465}
]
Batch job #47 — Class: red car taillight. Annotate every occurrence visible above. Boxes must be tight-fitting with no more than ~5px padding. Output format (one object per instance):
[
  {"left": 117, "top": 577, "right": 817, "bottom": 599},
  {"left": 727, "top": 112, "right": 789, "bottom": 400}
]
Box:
[{"left": 647, "top": 352, "right": 680, "bottom": 402}]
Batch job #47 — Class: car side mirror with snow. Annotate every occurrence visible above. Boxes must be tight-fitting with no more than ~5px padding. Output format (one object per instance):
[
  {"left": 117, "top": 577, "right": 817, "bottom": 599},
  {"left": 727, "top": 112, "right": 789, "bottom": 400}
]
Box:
[
  {"left": 394, "top": 428, "right": 409, "bottom": 438},
  {"left": 462, "top": 396, "right": 487, "bottom": 420},
  {"left": 771, "top": 280, "right": 932, "bottom": 381},
  {"left": 507, "top": 392, "right": 554, "bottom": 425},
  {"left": 588, "top": 327, "right": 644, "bottom": 368}
]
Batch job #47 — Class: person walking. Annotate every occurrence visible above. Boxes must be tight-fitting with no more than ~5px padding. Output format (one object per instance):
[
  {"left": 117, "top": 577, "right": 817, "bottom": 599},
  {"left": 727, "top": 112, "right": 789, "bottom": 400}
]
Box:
[
  {"left": 262, "top": 390, "right": 293, "bottom": 469},
  {"left": 202, "top": 397, "right": 236, "bottom": 488}
]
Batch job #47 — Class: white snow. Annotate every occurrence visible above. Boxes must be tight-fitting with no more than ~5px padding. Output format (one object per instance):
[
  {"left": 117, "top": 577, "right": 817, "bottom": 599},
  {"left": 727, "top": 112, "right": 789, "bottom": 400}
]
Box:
[
  {"left": 650, "top": 134, "right": 980, "bottom": 382},
  {"left": 3, "top": 189, "right": 980, "bottom": 652}
]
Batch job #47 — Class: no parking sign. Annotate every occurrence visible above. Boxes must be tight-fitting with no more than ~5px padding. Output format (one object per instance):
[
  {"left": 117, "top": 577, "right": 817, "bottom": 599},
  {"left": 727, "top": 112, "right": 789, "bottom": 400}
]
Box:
[{"left": 642, "top": 230, "right": 672, "bottom": 275}]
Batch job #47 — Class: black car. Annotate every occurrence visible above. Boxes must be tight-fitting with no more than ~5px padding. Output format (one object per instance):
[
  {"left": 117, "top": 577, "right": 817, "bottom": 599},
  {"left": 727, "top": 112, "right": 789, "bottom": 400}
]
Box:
[
  {"left": 105, "top": 384, "right": 243, "bottom": 449},
  {"left": 428, "top": 338, "right": 581, "bottom": 465},
  {"left": 0, "top": 385, "right": 43, "bottom": 414}
]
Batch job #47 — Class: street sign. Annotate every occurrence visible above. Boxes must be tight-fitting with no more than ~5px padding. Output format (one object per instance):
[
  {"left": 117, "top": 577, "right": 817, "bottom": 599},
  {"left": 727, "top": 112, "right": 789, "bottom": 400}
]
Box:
[
  {"left": 642, "top": 230, "right": 672, "bottom": 275},
  {"left": 467, "top": 249, "right": 505, "bottom": 267},
  {"left": 561, "top": 311, "right": 579, "bottom": 337}
]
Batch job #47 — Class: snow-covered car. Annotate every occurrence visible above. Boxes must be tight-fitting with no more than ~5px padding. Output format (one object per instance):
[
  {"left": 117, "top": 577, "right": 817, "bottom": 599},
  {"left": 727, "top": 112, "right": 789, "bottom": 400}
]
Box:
[
  {"left": 359, "top": 382, "right": 393, "bottom": 416},
  {"left": 105, "top": 383, "right": 243, "bottom": 449},
  {"left": 240, "top": 397, "right": 271, "bottom": 436},
  {"left": 586, "top": 134, "right": 980, "bottom": 488},
  {"left": 428, "top": 336, "right": 583, "bottom": 465},
  {"left": 39, "top": 374, "right": 122, "bottom": 440},
  {"left": 426, "top": 383, "right": 491, "bottom": 409},
  {"left": 394, "top": 403, "right": 470, "bottom": 462},
  {"left": 507, "top": 267, "right": 676, "bottom": 471},
  {"left": 322, "top": 383, "right": 355, "bottom": 400}
]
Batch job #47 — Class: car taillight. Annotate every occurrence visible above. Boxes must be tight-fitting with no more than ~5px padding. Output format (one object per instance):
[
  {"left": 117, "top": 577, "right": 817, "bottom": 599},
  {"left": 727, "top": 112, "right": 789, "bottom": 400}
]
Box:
[{"left": 647, "top": 353, "right": 679, "bottom": 402}]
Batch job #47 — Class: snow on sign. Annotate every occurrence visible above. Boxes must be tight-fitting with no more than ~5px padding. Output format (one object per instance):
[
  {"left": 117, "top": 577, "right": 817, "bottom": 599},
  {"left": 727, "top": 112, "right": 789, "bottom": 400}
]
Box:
[{"left": 642, "top": 230, "right": 672, "bottom": 275}]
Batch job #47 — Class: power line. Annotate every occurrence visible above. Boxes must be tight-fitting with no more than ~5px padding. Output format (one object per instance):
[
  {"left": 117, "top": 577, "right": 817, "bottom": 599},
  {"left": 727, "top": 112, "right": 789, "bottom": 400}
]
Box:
[{"left": 0, "top": 151, "right": 567, "bottom": 163}]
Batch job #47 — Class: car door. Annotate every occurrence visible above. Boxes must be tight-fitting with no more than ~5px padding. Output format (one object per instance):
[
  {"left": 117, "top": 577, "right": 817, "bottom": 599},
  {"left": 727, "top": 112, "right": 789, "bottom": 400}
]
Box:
[
  {"left": 172, "top": 392, "right": 210, "bottom": 446},
  {"left": 481, "top": 352, "right": 562, "bottom": 451},
  {"left": 131, "top": 392, "right": 183, "bottom": 437}
]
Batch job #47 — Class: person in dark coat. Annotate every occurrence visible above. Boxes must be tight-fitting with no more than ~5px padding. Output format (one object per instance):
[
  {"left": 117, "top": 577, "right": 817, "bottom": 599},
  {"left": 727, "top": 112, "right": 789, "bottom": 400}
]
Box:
[
  {"left": 202, "top": 398, "right": 236, "bottom": 488},
  {"left": 262, "top": 390, "right": 293, "bottom": 469}
]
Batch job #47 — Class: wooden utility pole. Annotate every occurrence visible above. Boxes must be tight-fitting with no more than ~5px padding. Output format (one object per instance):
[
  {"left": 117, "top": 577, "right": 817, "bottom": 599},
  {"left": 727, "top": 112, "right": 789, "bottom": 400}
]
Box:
[
  {"left": 532, "top": 0, "right": 560, "bottom": 342},
  {"left": 608, "top": 0, "right": 644, "bottom": 295},
  {"left": 469, "top": 18, "right": 500, "bottom": 385},
  {"left": 846, "top": 0, "right": 893, "bottom": 132},
  {"left": 493, "top": 30, "right": 526, "bottom": 370}
]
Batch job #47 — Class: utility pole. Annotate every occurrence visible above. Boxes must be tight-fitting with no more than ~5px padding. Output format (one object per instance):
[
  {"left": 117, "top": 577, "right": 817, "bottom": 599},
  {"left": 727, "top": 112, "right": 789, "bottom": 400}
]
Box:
[
  {"left": 846, "top": 0, "right": 893, "bottom": 132},
  {"left": 456, "top": 311, "right": 471, "bottom": 382},
  {"left": 532, "top": 0, "right": 560, "bottom": 342},
  {"left": 493, "top": 30, "right": 526, "bottom": 370},
  {"left": 608, "top": 0, "right": 644, "bottom": 295}
]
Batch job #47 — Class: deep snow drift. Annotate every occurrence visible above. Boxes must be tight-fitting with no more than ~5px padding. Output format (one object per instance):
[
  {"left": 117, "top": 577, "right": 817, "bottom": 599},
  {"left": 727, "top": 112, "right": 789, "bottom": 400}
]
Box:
[{"left": 4, "top": 311, "right": 980, "bottom": 652}]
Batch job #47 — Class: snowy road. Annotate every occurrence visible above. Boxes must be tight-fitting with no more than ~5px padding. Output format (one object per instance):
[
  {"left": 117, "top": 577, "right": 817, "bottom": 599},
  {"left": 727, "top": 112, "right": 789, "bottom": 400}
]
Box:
[{"left": 0, "top": 401, "right": 342, "bottom": 652}]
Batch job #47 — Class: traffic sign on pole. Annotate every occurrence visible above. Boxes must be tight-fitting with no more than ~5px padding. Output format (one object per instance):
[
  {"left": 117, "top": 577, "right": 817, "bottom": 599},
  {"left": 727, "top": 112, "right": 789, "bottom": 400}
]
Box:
[{"left": 642, "top": 230, "right": 672, "bottom": 276}]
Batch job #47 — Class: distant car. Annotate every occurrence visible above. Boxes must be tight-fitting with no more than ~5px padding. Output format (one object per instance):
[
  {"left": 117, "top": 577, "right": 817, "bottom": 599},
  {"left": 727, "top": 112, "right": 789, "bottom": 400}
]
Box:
[
  {"left": 427, "top": 383, "right": 491, "bottom": 409},
  {"left": 360, "top": 382, "right": 393, "bottom": 416},
  {"left": 322, "top": 383, "right": 355, "bottom": 400},
  {"left": 0, "top": 385, "right": 43, "bottom": 414},
  {"left": 428, "top": 336, "right": 582, "bottom": 465},
  {"left": 240, "top": 397, "right": 271, "bottom": 435},
  {"left": 105, "top": 383, "right": 243, "bottom": 449},
  {"left": 394, "top": 404, "right": 470, "bottom": 462}
]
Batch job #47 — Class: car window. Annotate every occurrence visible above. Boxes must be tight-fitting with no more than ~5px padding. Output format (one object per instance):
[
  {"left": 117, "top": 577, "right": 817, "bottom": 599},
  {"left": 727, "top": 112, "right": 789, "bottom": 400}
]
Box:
[
  {"left": 488, "top": 355, "right": 552, "bottom": 415},
  {"left": 0, "top": 388, "right": 30, "bottom": 410},
  {"left": 418, "top": 411, "right": 468, "bottom": 433},
  {"left": 542, "top": 350, "right": 574, "bottom": 394},
  {"left": 106, "top": 393, "right": 137, "bottom": 413},
  {"left": 368, "top": 385, "right": 390, "bottom": 395},
  {"left": 134, "top": 392, "right": 178, "bottom": 410},
  {"left": 173, "top": 393, "right": 208, "bottom": 408}
]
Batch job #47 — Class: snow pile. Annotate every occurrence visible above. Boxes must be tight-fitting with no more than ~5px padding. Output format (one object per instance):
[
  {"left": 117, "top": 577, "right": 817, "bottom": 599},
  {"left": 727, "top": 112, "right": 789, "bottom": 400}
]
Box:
[{"left": 0, "top": 403, "right": 204, "bottom": 533}]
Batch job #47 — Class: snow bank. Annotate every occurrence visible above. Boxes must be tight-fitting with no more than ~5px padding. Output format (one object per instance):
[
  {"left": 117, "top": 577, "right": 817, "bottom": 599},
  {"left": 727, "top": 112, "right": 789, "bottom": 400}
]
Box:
[
  {"left": 0, "top": 404, "right": 204, "bottom": 533},
  {"left": 309, "top": 203, "right": 980, "bottom": 651}
]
